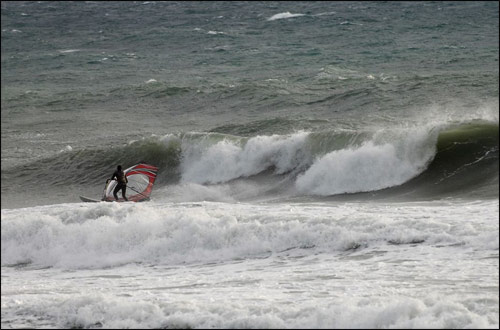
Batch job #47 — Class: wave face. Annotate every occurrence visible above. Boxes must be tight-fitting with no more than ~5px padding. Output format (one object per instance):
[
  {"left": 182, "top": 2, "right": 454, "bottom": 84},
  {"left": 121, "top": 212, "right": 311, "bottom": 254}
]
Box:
[{"left": 2, "top": 120, "right": 497, "bottom": 207}]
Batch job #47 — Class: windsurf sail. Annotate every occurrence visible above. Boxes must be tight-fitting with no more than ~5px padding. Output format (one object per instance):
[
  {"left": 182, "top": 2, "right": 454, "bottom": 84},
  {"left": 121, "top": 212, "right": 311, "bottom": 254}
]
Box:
[{"left": 102, "top": 163, "right": 159, "bottom": 202}]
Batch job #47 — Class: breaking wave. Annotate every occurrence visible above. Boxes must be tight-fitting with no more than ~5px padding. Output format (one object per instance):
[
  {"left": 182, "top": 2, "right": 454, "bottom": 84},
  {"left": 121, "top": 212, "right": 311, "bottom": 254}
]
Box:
[
  {"left": 1, "top": 200, "right": 497, "bottom": 269},
  {"left": 2, "top": 120, "right": 498, "bottom": 202}
]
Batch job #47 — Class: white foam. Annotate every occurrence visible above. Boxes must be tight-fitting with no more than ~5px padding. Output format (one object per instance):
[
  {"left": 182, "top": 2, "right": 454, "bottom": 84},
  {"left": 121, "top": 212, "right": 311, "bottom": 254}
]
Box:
[
  {"left": 1, "top": 198, "right": 498, "bottom": 328},
  {"left": 58, "top": 145, "right": 73, "bottom": 153},
  {"left": 159, "top": 183, "right": 237, "bottom": 203},
  {"left": 267, "top": 12, "right": 305, "bottom": 21},
  {"left": 296, "top": 127, "right": 437, "bottom": 195},
  {"left": 1, "top": 200, "right": 497, "bottom": 269},
  {"left": 180, "top": 132, "right": 311, "bottom": 184},
  {"left": 207, "top": 30, "right": 224, "bottom": 35},
  {"left": 3, "top": 293, "right": 494, "bottom": 329},
  {"left": 314, "top": 11, "right": 336, "bottom": 16},
  {"left": 58, "top": 49, "right": 80, "bottom": 53}
]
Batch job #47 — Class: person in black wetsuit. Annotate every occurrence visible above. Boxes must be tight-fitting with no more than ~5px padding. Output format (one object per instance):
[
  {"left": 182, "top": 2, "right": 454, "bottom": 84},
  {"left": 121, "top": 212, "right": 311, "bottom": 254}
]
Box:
[{"left": 111, "top": 165, "right": 128, "bottom": 201}]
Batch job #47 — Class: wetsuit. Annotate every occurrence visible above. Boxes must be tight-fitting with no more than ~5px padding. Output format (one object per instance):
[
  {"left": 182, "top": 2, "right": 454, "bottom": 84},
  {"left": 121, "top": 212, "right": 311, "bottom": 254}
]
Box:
[{"left": 111, "top": 169, "right": 128, "bottom": 201}]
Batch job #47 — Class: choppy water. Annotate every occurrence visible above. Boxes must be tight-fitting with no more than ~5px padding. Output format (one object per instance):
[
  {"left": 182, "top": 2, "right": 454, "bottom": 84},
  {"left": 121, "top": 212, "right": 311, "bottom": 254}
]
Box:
[{"left": 1, "top": 1, "right": 498, "bottom": 329}]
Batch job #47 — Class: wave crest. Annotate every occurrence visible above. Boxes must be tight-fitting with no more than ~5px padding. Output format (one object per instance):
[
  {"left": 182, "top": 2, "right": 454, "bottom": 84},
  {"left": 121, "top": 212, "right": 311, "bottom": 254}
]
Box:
[
  {"left": 267, "top": 12, "right": 306, "bottom": 21},
  {"left": 180, "top": 132, "right": 311, "bottom": 184}
]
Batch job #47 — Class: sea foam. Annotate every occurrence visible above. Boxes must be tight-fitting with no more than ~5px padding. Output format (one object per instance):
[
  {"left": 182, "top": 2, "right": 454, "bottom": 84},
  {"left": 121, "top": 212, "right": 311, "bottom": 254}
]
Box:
[
  {"left": 2, "top": 200, "right": 497, "bottom": 269},
  {"left": 296, "top": 127, "right": 438, "bottom": 195},
  {"left": 267, "top": 12, "right": 305, "bottom": 21},
  {"left": 180, "top": 132, "right": 310, "bottom": 184}
]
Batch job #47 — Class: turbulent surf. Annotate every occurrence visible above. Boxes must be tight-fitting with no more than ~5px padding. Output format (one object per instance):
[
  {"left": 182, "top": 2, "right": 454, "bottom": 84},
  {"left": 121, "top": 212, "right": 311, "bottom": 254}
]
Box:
[{"left": 4, "top": 119, "right": 498, "bottom": 207}]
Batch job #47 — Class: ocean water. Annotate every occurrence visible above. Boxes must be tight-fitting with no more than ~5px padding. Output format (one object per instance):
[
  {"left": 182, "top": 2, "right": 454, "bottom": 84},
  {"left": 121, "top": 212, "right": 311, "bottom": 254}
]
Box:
[{"left": 1, "top": 1, "right": 498, "bottom": 328}]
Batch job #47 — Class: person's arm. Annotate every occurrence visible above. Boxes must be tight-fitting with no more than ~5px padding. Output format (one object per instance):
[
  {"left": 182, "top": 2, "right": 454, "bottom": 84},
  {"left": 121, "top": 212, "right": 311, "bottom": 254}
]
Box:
[{"left": 110, "top": 171, "right": 117, "bottom": 181}]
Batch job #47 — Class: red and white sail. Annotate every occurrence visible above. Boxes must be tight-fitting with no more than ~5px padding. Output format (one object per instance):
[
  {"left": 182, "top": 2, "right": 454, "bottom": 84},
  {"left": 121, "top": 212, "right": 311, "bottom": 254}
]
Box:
[{"left": 103, "top": 163, "right": 158, "bottom": 202}]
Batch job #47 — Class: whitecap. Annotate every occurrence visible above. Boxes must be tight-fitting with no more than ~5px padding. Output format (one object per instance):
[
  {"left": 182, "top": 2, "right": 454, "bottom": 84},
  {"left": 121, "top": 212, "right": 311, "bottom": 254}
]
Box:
[
  {"left": 314, "top": 12, "right": 336, "bottom": 16},
  {"left": 58, "top": 49, "right": 80, "bottom": 53},
  {"left": 267, "top": 12, "right": 305, "bottom": 21},
  {"left": 59, "top": 145, "right": 73, "bottom": 153}
]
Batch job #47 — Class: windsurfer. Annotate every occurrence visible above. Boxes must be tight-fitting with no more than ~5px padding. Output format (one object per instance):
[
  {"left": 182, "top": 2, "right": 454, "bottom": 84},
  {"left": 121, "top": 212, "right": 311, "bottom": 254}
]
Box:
[{"left": 111, "top": 165, "right": 128, "bottom": 201}]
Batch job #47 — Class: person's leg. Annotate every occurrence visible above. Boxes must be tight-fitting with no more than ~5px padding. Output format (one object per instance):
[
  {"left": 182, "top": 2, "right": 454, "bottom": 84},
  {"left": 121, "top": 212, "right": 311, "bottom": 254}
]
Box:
[
  {"left": 113, "top": 184, "right": 120, "bottom": 200},
  {"left": 121, "top": 186, "right": 128, "bottom": 201}
]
